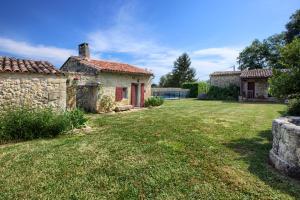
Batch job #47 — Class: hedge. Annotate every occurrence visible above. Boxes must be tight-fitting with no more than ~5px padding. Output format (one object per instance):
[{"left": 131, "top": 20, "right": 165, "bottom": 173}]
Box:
[
  {"left": 205, "top": 84, "right": 240, "bottom": 101},
  {"left": 182, "top": 82, "right": 208, "bottom": 98},
  {"left": 0, "top": 107, "right": 87, "bottom": 143}
]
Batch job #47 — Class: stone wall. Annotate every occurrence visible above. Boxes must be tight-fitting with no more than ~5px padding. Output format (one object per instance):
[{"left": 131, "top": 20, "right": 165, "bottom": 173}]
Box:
[
  {"left": 97, "top": 73, "right": 152, "bottom": 106},
  {"left": 210, "top": 74, "right": 241, "bottom": 88},
  {"left": 255, "top": 79, "right": 269, "bottom": 98},
  {"left": 62, "top": 58, "right": 152, "bottom": 110},
  {"left": 0, "top": 73, "right": 66, "bottom": 110},
  {"left": 65, "top": 71, "right": 152, "bottom": 112},
  {"left": 269, "top": 117, "right": 300, "bottom": 178},
  {"left": 241, "top": 79, "right": 269, "bottom": 99}
]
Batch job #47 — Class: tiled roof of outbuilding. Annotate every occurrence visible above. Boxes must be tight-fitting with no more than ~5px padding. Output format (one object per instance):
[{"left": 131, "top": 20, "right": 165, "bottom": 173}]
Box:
[
  {"left": 240, "top": 69, "right": 273, "bottom": 78},
  {"left": 70, "top": 56, "right": 153, "bottom": 75},
  {"left": 0, "top": 56, "right": 60, "bottom": 74},
  {"left": 210, "top": 71, "right": 241, "bottom": 76}
]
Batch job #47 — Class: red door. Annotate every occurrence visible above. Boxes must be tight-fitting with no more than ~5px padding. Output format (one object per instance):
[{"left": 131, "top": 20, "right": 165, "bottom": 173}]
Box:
[
  {"left": 131, "top": 83, "right": 137, "bottom": 106},
  {"left": 140, "top": 83, "right": 145, "bottom": 107}
]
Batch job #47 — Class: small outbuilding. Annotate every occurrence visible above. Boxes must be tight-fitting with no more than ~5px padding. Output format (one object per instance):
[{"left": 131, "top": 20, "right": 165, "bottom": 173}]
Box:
[
  {"left": 0, "top": 56, "right": 66, "bottom": 110},
  {"left": 239, "top": 69, "right": 272, "bottom": 100},
  {"left": 210, "top": 69, "right": 276, "bottom": 102},
  {"left": 61, "top": 43, "right": 153, "bottom": 112}
]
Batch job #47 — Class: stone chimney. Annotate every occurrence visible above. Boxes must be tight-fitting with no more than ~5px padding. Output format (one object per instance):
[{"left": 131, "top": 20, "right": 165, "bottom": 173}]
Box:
[{"left": 78, "top": 43, "right": 90, "bottom": 59}]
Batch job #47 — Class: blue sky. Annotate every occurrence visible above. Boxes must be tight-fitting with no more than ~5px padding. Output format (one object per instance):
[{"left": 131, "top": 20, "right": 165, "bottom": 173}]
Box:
[{"left": 0, "top": 0, "right": 299, "bottom": 82}]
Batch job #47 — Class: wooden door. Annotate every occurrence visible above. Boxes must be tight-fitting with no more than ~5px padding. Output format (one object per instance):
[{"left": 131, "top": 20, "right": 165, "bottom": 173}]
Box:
[
  {"left": 247, "top": 82, "right": 255, "bottom": 98},
  {"left": 131, "top": 83, "right": 137, "bottom": 106},
  {"left": 140, "top": 83, "right": 145, "bottom": 107}
]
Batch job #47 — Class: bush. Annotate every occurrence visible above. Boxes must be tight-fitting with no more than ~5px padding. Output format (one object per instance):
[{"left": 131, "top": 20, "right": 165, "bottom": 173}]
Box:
[
  {"left": 198, "top": 81, "right": 208, "bottom": 94},
  {"left": 182, "top": 82, "right": 199, "bottom": 97},
  {"left": 182, "top": 82, "right": 208, "bottom": 98},
  {"left": 287, "top": 98, "right": 300, "bottom": 116},
  {"left": 98, "top": 95, "right": 115, "bottom": 113},
  {"left": 145, "top": 97, "right": 164, "bottom": 107},
  {"left": 205, "top": 85, "right": 240, "bottom": 101},
  {"left": 0, "top": 107, "right": 87, "bottom": 142},
  {"left": 65, "top": 109, "right": 87, "bottom": 129}
]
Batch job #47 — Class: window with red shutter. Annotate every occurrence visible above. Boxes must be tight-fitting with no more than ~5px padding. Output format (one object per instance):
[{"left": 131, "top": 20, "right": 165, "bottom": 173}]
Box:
[
  {"left": 115, "top": 87, "right": 128, "bottom": 101},
  {"left": 115, "top": 87, "right": 119, "bottom": 101},
  {"left": 115, "top": 87, "right": 123, "bottom": 101}
]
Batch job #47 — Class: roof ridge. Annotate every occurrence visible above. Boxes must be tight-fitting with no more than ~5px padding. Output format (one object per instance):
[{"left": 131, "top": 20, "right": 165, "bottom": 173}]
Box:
[{"left": 71, "top": 56, "right": 152, "bottom": 75}]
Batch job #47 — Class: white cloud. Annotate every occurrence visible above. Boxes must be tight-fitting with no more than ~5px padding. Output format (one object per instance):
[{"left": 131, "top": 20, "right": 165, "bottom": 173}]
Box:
[
  {"left": 88, "top": 25, "right": 241, "bottom": 82},
  {"left": 0, "top": 34, "right": 241, "bottom": 81},
  {"left": 0, "top": 37, "right": 75, "bottom": 64},
  {"left": 190, "top": 47, "right": 242, "bottom": 80},
  {"left": 87, "top": 1, "right": 243, "bottom": 83},
  {"left": 0, "top": 1, "right": 243, "bottom": 82},
  {"left": 192, "top": 47, "right": 240, "bottom": 61}
]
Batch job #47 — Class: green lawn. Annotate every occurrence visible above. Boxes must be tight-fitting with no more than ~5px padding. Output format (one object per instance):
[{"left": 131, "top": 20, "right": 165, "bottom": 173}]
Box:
[{"left": 1, "top": 100, "right": 300, "bottom": 199}]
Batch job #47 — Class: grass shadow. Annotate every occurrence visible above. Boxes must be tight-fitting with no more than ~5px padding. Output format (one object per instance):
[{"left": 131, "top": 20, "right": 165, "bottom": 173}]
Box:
[{"left": 225, "top": 129, "right": 300, "bottom": 198}]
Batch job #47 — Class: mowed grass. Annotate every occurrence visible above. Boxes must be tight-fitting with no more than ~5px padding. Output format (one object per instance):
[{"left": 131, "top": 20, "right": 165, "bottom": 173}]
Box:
[{"left": 1, "top": 100, "right": 300, "bottom": 199}]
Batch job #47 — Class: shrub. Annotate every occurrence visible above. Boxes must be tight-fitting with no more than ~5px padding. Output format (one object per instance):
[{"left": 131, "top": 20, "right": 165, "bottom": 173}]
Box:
[
  {"left": 65, "top": 109, "right": 87, "bottom": 129},
  {"left": 205, "top": 84, "right": 240, "bottom": 101},
  {"left": 198, "top": 81, "right": 208, "bottom": 94},
  {"left": 182, "top": 82, "right": 199, "bottom": 97},
  {"left": 98, "top": 95, "right": 115, "bottom": 113},
  {"left": 269, "top": 38, "right": 300, "bottom": 99},
  {"left": 287, "top": 98, "right": 300, "bottom": 116},
  {"left": 145, "top": 97, "right": 164, "bottom": 107},
  {"left": 0, "top": 107, "right": 87, "bottom": 142},
  {"left": 182, "top": 82, "right": 208, "bottom": 98}
]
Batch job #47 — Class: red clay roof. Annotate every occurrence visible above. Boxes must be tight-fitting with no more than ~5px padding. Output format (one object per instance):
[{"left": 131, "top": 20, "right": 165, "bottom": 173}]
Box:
[
  {"left": 73, "top": 56, "right": 152, "bottom": 75},
  {"left": 0, "top": 56, "right": 60, "bottom": 74},
  {"left": 240, "top": 69, "right": 273, "bottom": 78},
  {"left": 210, "top": 71, "right": 241, "bottom": 76}
]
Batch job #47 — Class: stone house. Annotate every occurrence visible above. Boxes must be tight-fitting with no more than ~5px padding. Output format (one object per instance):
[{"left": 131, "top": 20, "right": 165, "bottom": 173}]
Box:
[
  {"left": 61, "top": 43, "right": 153, "bottom": 112},
  {"left": 0, "top": 56, "right": 66, "bottom": 110},
  {"left": 209, "top": 71, "right": 241, "bottom": 88},
  {"left": 210, "top": 69, "right": 275, "bottom": 101}
]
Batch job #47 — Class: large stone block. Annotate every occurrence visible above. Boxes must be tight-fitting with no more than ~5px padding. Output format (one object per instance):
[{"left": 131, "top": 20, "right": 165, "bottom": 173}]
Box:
[{"left": 269, "top": 117, "right": 300, "bottom": 178}]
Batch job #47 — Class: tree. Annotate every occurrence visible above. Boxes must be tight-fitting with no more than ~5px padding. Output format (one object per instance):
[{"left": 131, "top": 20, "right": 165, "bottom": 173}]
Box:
[
  {"left": 159, "top": 73, "right": 173, "bottom": 87},
  {"left": 159, "top": 53, "right": 196, "bottom": 87},
  {"left": 151, "top": 83, "right": 158, "bottom": 88},
  {"left": 237, "top": 39, "right": 269, "bottom": 70},
  {"left": 269, "top": 38, "right": 300, "bottom": 98},
  {"left": 286, "top": 9, "right": 300, "bottom": 43},
  {"left": 263, "top": 33, "right": 286, "bottom": 69},
  {"left": 170, "top": 53, "right": 196, "bottom": 87},
  {"left": 237, "top": 34, "right": 286, "bottom": 70}
]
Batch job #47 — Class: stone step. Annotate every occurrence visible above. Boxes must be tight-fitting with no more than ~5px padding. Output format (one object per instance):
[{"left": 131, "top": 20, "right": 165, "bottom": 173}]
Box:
[{"left": 114, "top": 105, "right": 133, "bottom": 112}]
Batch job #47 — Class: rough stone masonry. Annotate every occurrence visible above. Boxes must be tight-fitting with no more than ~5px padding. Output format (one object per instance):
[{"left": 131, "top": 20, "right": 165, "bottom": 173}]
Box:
[
  {"left": 0, "top": 73, "right": 66, "bottom": 110},
  {"left": 269, "top": 117, "right": 300, "bottom": 178}
]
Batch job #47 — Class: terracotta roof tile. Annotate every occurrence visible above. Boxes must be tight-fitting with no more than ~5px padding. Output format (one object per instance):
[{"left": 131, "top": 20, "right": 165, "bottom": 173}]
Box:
[
  {"left": 0, "top": 56, "right": 60, "bottom": 75},
  {"left": 210, "top": 71, "right": 241, "bottom": 76},
  {"left": 73, "top": 56, "right": 152, "bottom": 75},
  {"left": 240, "top": 69, "right": 273, "bottom": 78}
]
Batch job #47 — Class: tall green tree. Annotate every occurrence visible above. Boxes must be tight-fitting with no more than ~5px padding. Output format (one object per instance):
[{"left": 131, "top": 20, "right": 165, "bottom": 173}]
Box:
[
  {"left": 286, "top": 9, "right": 300, "bottom": 43},
  {"left": 237, "top": 39, "right": 269, "bottom": 70},
  {"left": 159, "top": 53, "right": 196, "bottom": 87},
  {"left": 263, "top": 33, "right": 286, "bottom": 69},
  {"left": 237, "top": 34, "right": 286, "bottom": 70},
  {"left": 170, "top": 53, "right": 196, "bottom": 87},
  {"left": 269, "top": 38, "right": 300, "bottom": 98},
  {"left": 159, "top": 73, "right": 173, "bottom": 87}
]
